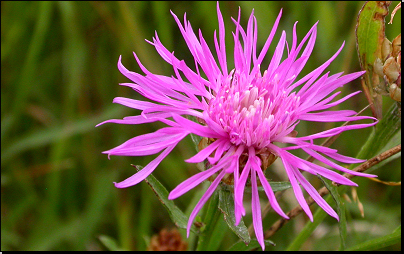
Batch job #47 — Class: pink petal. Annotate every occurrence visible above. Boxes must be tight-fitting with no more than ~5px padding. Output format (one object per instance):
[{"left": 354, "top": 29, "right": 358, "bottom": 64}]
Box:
[
  {"left": 281, "top": 150, "right": 358, "bottom": 186},
  {"left": 251, "top": 169, "right": 265, "bottom": 250},
  {"left": 255, "top": 162, "right": 289, "bottom": 219},
  {"left": 322, "top": 151, "right": 366, "bottom": 164},
  {"left": 292, "top": 167, "right": 339, "bottom": 220},
  {"left": 186, "top": 169, "right": 226, "bottom": 237},
  {"left": 279, "top": 153, "right": 313, "bottom": 221},
  {"left": 185, "top": 139, "right": 224, "bottom": 163},
  {"left": 301, "top": 147, "right": 377, "bottom": 178},
  {"left": 207, "top": 141, "right": 231, "bottom": 165},
  {"left": 256, "top": 9, "right": 282, "bottom": 66},
  {"left": 114, "top": 145, "right": 176, "bottom": 188},
  {"left": 266, "top": 31, "right": 286, "bottom": 78},
  {"left": 173, "top": 114, "right": 224, "bottom": 138},
  {"left": 215, "top": 1, "right": 227, "bottom": 76},
  {"left": 168, "top": 154, "right": 233, "bottom": 200},
  {"left": 234, "top": 147, "right": 254, "bottom": 208}
]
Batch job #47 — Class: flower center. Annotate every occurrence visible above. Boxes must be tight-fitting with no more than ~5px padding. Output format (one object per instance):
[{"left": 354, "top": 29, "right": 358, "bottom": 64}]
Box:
[{"left": 207, "top": 69, "right": 300, "bottom": 149}]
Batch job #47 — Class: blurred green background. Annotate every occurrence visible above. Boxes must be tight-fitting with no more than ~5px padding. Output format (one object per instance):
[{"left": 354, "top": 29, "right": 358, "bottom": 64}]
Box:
[{"left": 1, "top": 1, "right": 401, "bottom": 251}]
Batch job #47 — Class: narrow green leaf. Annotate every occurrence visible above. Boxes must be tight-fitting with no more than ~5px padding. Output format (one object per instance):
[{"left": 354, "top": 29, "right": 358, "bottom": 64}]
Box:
[
  {"left": 98, "top": 235, "right": 125, "bottom": 251},
  {"left": 135, "top": 165, "right": 197, "bottom": 233},
  {"left": 227, "top": 239, "right": 276, "bottom": 251},
  {"left": 345, "top": 225, "right": 401, "bottom": 251},
  {"left": 264, "top": 181, "right": 292, "bottom": 192},
  {"left": 205, "top": 216, "right": 229, "bottom": 251},
  {"left": 218, "top": 189, "right": 251, "bottom": 244},
  {"left": 318, "top": 175, "right": 347, "bottom": 250},
  {"left": 356, "top": 1, "right": 391, "bottom": 118}
]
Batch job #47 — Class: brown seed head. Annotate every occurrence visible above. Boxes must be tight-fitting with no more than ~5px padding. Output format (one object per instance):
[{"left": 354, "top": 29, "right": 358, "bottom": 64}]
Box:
[{"left": 147, "top": 228, "right": 188, "bottom": 251}]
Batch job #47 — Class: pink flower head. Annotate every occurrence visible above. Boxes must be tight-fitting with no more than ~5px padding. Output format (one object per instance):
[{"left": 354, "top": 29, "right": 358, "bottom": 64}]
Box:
[{"left": 98, "top": 3, "right": 377, "bottom": 250}]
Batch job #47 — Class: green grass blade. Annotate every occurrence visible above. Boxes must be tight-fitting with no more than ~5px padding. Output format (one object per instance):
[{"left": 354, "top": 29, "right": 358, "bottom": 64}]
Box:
[
  {"left": 11, "top": 1, "right": 53, "bottom": 118},
  {"left": 98, "top": 235, "right": 126, "bottom": 251},
  {"left": 345, "top": 225, "right": 401, "bottom": 251},
  {"left": 205, "top": 216, "right": 229, "bottom": 251},
  {"left": 318, "top": 175, "right": 347, "bottom": 250}
]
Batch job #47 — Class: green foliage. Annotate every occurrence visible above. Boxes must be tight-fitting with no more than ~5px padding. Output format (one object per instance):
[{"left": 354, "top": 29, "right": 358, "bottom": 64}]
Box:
[
  {"left": 346, "top": 225, "right": 401, "bottom": 251},
  {"left": 318, "top": 175, "right": 347, "bottom": 250},
  {"left": 98, "top": 235, "right": 126, "bottom": 251},
  {"left": 195, "top": 190, "right": 221, "bottom": 250},
  {"left": 356, "top": 103, "right": 401, "bottom": 161},
  {"left": 227, "top": 239, "right": 276, "bottom": 251},
  {"left": 136, "top": 165, "right": 198, "bottom": 234},
  {"left": 218, "top": 189, "right": 251, "bottom": 245},
  {"left": 1, "top": 1, "right": 400, "bottom": 251},
  {"left": 285, "top": 197, "right": 329, "bottom": 251}
]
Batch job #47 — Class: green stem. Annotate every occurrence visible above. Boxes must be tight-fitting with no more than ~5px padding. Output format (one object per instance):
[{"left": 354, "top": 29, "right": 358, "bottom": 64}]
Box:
[{"left": 195, "top": 190, "right": 221, "bottom": 251}]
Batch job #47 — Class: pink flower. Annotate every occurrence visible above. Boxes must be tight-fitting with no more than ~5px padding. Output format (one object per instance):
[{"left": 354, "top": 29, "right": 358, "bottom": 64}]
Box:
[{"left": 98, "top": 3, "right": 377, "bottom": 250}]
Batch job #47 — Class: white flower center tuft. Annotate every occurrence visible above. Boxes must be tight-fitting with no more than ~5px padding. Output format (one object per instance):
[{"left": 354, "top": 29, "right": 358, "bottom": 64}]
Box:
[{"left": 207, "top": 69, "right": 300, "bottom": 149}]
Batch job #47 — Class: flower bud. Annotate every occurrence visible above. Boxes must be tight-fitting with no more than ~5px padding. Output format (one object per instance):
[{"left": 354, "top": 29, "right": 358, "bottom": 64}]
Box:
[
  {"left": 392, "top": 34, "right": 401, "bottom": 58},
  {"left": 374, "top": 58, "right": 384, "bottom": 77},
  {"left": 389, "top": 83, "right": 401, "bottom": 102},
  {"left": 383, "top": 57, "right": 400, "bottom": 84},
  {"left": 382, "top": 37, "right": 392, "bottom": 60}
]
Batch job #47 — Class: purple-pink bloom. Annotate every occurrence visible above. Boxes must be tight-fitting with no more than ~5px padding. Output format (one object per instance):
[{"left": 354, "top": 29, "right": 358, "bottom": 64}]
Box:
[{"left": 98, "top": 3, "right": 377, "bottom": 250}]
